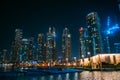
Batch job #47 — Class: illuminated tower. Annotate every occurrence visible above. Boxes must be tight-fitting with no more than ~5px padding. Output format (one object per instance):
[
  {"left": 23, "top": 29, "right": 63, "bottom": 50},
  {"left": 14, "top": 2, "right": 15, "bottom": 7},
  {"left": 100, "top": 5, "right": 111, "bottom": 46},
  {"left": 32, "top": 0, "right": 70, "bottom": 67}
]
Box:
[
  {"left": 37, "top": 34, "right": 46, "bottom": 62},
  {"left": 21, "top": 38, "right": 29, "bottom": 61},
  {"left": 14, "top": 29, "right": 23, "bottom": 63},
  {"left": 62, "top": 27, "right": 71, "bottom": 61},
  {"left": 28, "top": 37, "right": 35, "bottom": 61},
  {"left": 106, "top": 17, "right": 111, "bottom": 53},
  {"left": 86, "top": 12, "right": 102, "bottom": 56},
  {"left": 46, "top": 27, "right": 57, "bottom": 62},
  {"left": 79, "top": 27, "right": 88, "bottom": 58}
]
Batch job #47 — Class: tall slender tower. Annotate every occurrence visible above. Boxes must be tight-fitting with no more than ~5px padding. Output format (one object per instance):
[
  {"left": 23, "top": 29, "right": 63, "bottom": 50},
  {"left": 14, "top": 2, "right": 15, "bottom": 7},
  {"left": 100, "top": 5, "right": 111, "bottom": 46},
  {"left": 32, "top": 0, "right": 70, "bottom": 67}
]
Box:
[
  {"left": 46, "top": 27, "right": 57, "bottom": 62},
  {"left": 21, "top": 38, "right": 29, "bottom": 62},
  {"left": 86, "top": 12, "right": 102, "bottom": 56},
  {"left": 37, "top": 34, "right": 46, "bottom": 62},
  {"left": 79, "top": 27, "right": 88, "bottom": 58},
  {"left": 14, "top": 29, "right": 23, "bottom": 63},
  {"left": 62, "top": 27, "right": 71, "bottom": 61},
  {"left": 106, "top": 17, "right": 111, "bottom": 53},
  {"left": 28, "top": 37, "right": 35, "bottom": 61}
]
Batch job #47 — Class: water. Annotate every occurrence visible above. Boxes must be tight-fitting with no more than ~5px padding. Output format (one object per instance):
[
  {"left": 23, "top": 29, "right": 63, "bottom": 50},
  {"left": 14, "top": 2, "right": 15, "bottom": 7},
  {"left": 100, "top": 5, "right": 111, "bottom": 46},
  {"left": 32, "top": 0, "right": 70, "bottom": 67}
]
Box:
[{"left": 1, "top": 71, "right": 120, "bottom": 80}]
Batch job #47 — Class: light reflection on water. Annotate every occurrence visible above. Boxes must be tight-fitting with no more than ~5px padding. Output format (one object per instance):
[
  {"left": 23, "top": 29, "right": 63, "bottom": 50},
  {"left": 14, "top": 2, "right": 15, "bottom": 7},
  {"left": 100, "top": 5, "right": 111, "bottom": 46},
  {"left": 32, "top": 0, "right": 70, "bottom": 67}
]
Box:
[
  {"left": 80, "top": 71, "right": 120, "bottom": 80},
  {"left": 3, "top": 71, "right": 120, "bottom": 80}
]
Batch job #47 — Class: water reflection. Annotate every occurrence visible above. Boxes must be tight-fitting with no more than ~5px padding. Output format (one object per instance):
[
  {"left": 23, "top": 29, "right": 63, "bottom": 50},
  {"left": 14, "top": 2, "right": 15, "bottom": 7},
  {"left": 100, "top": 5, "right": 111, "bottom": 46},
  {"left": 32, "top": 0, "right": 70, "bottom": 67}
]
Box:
[
  {"left": 40, "top": 76, "right": 45, "bottom": 80},
  {"left": 49, "top": 75, "right": 53, "bottom": 80},
  {"left": 58, "top": 75, "right": 62, "bottom": 80},
  {"left": 80, "top": 71, "right": 120, "bottom": 80},
  {"left": 74, "top": 73, "right": 78, "bottom": 80},
  {"left": 9, "top": 71, "right": 120, "bottom": 80},
  {"left": 65, "top": 73, "right": 69, "bottom": 80}
]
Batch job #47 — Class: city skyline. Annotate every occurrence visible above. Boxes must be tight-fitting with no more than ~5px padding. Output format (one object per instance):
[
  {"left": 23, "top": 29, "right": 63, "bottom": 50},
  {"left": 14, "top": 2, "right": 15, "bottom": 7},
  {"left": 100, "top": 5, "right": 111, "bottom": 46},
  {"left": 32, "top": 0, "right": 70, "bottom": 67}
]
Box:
[
  {"left": 1, "top": 0, "right": 120, "bottom": 79},
  {"left": 0, "top": 0, "right": 120, "bottom": 58},
  {"left": 0, "top": 15, "right": 120, "bottom": 58}
]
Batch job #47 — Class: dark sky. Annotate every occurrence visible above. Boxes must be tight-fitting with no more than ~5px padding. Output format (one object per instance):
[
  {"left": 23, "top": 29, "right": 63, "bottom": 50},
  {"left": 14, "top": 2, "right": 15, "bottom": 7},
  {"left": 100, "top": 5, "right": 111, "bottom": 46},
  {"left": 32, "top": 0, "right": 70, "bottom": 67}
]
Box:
[{"left": 0, "top": 0, "right": 119, "bottom": 57}]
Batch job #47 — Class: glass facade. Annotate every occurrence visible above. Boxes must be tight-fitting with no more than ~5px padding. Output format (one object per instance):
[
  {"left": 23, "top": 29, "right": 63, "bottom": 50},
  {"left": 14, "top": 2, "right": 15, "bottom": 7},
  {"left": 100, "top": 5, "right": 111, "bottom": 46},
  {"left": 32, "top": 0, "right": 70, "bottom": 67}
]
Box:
[
  {"left": 62, "top": 27, "right": 71, "bottom": 61},
  {"left": 86, "top": 12, "right": 103, "bottom": 56}
]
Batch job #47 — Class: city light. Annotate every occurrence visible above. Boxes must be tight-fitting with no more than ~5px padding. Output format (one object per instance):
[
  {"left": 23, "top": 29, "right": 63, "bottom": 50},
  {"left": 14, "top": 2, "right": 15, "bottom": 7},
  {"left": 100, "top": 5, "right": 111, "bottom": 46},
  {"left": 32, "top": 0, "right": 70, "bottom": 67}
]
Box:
[
  {"left": 0, "top": 13, "right": 120, "bottom": 73},
  {"left": 106, "top": 24, "right": 119, "bottom": 35}
]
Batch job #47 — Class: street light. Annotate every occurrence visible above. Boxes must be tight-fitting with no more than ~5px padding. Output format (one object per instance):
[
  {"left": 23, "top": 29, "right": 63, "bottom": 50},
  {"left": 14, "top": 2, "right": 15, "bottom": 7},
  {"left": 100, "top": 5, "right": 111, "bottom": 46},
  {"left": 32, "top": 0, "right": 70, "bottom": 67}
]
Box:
[
  {"left": 87, "top": 52, "right": 91, "bottom": 68},
  {"left": 87, "top": 52, "right": 91, "bottom": 61},
  {"left": 82, "top": 55, "right": 84, "bottom": 67}
]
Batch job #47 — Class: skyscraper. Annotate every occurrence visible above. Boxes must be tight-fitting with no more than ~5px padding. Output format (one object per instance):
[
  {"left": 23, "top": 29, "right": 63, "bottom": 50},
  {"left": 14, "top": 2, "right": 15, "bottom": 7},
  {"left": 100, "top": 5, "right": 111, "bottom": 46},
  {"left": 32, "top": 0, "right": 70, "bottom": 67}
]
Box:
[
  {"left": 14, "top": 29, "right": 23, "bottom": 63},
  {"left": 28, "top": 37, "right": 35, "bottom": 61},
  {"left": 105, "top": 17, "right": 111, "bottom": 53},
  {"left": 46, "top": 27, "right": 57, "bottom": 62},
  {"left": 21, "top": 38, "right": 29, "bottom": 61},
  {"left": 86, "top": 12, "right": 103, "bottom": 56},
  {"left": 62, "top": 27, "right": 71, "bottom": 61},
  {"left": 79, "top": 27, "right": 88, "bottom": 58},
  {"left": 37, "top": 34, "right": 46, "bottom": 62}
]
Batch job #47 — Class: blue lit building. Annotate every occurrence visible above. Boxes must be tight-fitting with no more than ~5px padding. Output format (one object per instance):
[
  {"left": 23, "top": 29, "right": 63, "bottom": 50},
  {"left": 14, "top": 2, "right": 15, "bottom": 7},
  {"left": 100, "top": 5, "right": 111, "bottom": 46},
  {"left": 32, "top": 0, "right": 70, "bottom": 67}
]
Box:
[
  {"left": 28, "top": 37, "right": 35, "bottom": 61},
  {"left": 86, "top": 12, "right": 103, "bottom": 56},
  {"left": 21, "top": 38, "right": 29, "bottom": 62},
  {"left": 79, "top": 27, "right": 88, "bottom": 58},
  {"left": 105, "top": 22, "right": 120, "bottom": 53}
]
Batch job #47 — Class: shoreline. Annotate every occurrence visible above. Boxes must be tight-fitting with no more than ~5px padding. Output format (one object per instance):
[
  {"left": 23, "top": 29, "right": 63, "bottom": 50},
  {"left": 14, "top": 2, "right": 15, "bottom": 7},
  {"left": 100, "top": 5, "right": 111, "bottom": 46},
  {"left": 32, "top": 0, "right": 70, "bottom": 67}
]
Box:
[{"left": 74, "top": 67, "right": 120, "bottom": 71}]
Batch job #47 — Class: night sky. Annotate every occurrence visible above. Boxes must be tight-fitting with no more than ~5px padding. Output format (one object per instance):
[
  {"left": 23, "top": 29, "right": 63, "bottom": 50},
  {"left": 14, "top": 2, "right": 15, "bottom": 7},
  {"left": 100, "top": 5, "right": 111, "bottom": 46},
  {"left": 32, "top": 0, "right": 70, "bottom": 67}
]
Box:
[{"left": 0, "top": 0, "right": 119, "bottom": 57}]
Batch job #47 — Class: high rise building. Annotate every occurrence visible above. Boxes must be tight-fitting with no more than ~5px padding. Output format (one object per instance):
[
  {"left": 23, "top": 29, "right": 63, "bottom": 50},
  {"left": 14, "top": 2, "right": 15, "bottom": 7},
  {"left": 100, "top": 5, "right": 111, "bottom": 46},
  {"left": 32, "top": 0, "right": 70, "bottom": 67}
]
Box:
[
  {"left": 62, "top": 27, "right": 71, "bottom": 61},
  {"left": 14, "top": 29, "right": 23, "bottom": 63},
  {"left": 46, "top": 27, "right": 57, "bottom": 62},
  {"left": 21, "top": 38, "right": 29, "bottom": 61},
  {"left": 86, "top": 12, "right": 103, "bottom": 56},
  {"left": 106, "top": 17, "right": 111, "bottom": 53},
  {"left": 28, "top": 37, "right": 35, "bottom": 61},
  {"left": 37, "top": 34, "right": 46, "bottom": 62},
  {"left": 79, "top": 27, "right": 88, "bottom": 58}
]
